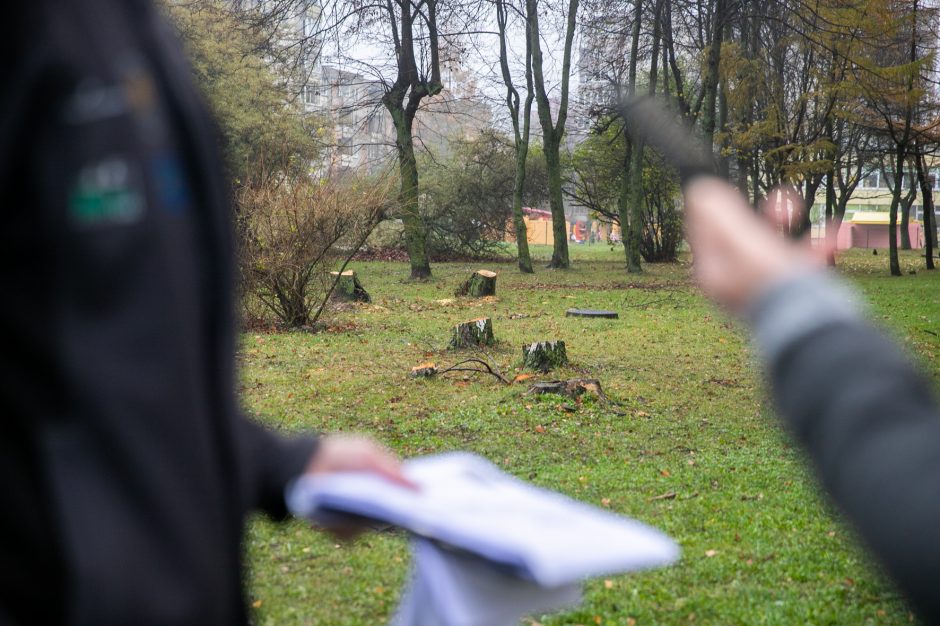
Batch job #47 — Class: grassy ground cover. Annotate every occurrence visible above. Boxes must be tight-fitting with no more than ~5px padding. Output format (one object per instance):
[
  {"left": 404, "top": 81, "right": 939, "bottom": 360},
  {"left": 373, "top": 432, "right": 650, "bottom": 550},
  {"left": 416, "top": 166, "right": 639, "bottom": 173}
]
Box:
[{"left": 242, "top": 245, "right": 940, "bottom": 625}]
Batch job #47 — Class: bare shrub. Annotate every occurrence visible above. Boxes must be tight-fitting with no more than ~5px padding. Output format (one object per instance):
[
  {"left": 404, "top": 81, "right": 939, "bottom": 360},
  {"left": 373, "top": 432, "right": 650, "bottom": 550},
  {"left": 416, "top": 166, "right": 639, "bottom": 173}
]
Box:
[{"left": 236, "top": 175, "right": 391, "bottom": 328}]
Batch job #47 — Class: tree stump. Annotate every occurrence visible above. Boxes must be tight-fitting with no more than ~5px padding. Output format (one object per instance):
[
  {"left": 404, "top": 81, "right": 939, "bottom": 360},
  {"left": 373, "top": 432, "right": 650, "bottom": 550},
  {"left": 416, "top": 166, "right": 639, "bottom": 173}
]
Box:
[
  {"left": 450, "top": 317, "right": 495, "bottom": 349},
  {"left": 522, "top": 341, "right": 568, "bottom": 372},
  {"left": 455, "top": 270, "right": 497, "bottom": 297},
  {"left": 527, "top": 379, "right": 606, "bottom": 402},
  {"left": 330, "top": 270, "right": 370, "bottom": 302}
]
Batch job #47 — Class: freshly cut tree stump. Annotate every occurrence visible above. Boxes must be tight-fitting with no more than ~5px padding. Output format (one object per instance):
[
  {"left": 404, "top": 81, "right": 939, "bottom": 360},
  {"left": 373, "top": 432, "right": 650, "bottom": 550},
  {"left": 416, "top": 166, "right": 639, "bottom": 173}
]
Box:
[
  {"left": 410, "top": 362, "right": 438, "bottom": 378},
  {"left": 450, "top": 317, "right": 495, "bottom": 349},
  {"left": 455, "top": 270, "right": 497, "bottom": 297},
  {"left": 522, "top": 341, "right": 568, "bottom": 372},
  {"left": 528, "top": 378, "right": 606, "bottom": 402},
  {"left": 565, "top": 308, "right": 618, "bottom": 319},
  {"left": 330, "top": 270, "right": 371, "bottom": 302}
]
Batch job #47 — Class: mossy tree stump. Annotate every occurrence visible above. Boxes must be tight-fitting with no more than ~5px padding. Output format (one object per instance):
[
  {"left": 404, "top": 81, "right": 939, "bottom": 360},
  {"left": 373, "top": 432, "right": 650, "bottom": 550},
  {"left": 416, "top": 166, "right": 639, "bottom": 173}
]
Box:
[
  {"left": 455, "top": 270, "right": 497, "bottom": 297},
  {"left": 528, "top": 379, "right": 605, "bottom": 401},
  {"left": 522, "top": 341, "right": 568, "bottom": 372},
  {"left": 330, "top": 270, "right": 370, "bottom": 303},
  {"left": 450, "top": 317, "right": 495, "bottom": 349}
]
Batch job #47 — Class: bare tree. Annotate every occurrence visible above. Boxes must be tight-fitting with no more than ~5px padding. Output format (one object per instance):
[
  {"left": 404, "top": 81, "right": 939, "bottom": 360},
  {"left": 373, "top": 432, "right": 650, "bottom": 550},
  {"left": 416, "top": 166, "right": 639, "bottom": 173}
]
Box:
[
  {"left": 496, "top": 0, "right": 535, "bottom": 273},
  {"left": 378, "top": 0, "right": 445, "bottom": 278},
  {"left": 528, "top": 0, "right": 578, "bottom": 268}
]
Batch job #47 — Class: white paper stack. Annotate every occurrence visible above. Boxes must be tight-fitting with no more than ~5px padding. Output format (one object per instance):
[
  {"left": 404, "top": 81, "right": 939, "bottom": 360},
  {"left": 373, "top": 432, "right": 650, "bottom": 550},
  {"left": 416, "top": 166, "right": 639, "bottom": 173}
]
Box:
[
  {"left": 392, "top": 538, "right": 582, "bottom": 626},
  {"left": 287, "top": 452, "right": 679, "bottom": 626}
]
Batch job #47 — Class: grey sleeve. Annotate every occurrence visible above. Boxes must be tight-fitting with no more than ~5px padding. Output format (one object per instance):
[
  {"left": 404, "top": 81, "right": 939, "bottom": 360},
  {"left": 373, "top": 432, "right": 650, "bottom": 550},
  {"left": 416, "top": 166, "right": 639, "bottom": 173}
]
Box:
[{"left": 747, "top": 271, "right": 940, "bottom": 623}]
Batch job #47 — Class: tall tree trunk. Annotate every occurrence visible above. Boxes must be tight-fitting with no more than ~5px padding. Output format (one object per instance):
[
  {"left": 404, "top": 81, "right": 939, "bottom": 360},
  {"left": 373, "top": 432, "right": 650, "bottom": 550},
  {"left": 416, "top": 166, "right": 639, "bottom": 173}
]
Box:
[
  {"left": 833, "top": 162, "right": 859, "bottom": 267},
  {"left": 544, "top": 135, "right": 569, "bottom": 266},
  {"left": 511, "top": 151, "right": 534, "bottom": 273},
  {"left": 528, "top": 0, "right": 578, "bottom": 269},
  {"left": 381, "top": 0, "right": 442, "bottom": 280},
  {"left": 736, "top": 11, "right": 758, "bottom": 204},
  {"left": 618, "top": 134, "right": 635, "bottom": 268},
  {"left": 626, "top": 0, "right": 665, "bottom": 271},
  {"left": 625, "top": 144, "right": 645, "bottom": 273},
  {"left": 750, "top": 150, "right": 762, "bottom": 209},
  {"left": 663, "top": 0, "right": 689, "bottom": 117},
  {"left": 900, "top": 197, "right": 913, "bottom": 250},
  {"left": 620, "top": 0, "right": 644, "bottom": 272},
  {"left": 496, "top": 0, "right": 534, "bottom": 273},
  {"left": 716, "top": 19, "right": 732, "bottom": 180},
  {"left": 717, "top": 79, "right": 729, "bottom": 179},
  {"left": 390, "top": 108, "right": 431, "bottom": 279},
  {"left": 887, "top": 0, "right": 918, "bottom": 276},
  {"left": 915, "top": 146, "right": 935, "bottom": 269},
  {"left": 926, "top": 190, "right": 937, "bottom": 270},
  {"left": 889, "top": 147, "right": 905, "bottom": 276},
  {"left": 701, "top": 0, "right": 725, "bottom": 151},
  {"left": 795, "top": 177, "right": 822, "bottom": 237},
  {"left": 825, "top": 166, "right": 837, "bottom": 266},
  {"left": 899, "top": 163, "right": 916, "bottom": 250}
]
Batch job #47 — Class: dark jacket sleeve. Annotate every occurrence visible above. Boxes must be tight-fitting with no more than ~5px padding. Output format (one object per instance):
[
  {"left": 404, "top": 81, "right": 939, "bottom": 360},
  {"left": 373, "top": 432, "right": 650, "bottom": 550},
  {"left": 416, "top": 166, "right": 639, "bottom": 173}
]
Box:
[
  {"left": 749, "top": 272, "right": 940, "bottom": 623},
  {"left": 234, "top": 415, "right": 319, "bottom": 519}
]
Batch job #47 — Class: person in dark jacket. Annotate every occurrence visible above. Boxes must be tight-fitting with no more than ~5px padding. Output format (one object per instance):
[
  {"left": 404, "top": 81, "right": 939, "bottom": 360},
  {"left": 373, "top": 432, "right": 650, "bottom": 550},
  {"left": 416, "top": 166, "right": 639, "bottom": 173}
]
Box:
[
  {"left": 0, "top": 2, "right": 408, "bottom": 624},
  {"left": 684, "top": 176, "right": 940, "bottom": 623}
]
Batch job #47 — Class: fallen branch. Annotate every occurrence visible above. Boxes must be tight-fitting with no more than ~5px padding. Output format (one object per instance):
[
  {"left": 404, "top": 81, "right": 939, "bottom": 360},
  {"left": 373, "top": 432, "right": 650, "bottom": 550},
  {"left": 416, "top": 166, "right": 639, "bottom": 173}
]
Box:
[
  {"left": 649, "top": 491, "right": 677, "bottom": 502},
  {"left": 619, "top": 288, "right": 679, "bottom": 310},
  {"left": 438, "top": 358, "right": 509, "bottom": 385}
]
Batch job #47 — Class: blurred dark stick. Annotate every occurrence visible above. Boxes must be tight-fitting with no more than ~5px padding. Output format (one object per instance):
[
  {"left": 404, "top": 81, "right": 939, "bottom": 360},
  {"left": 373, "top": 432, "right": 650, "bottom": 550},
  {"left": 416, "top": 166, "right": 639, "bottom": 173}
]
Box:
[{"left": 618, "top": 96, "right": 716, "bottom": 187}]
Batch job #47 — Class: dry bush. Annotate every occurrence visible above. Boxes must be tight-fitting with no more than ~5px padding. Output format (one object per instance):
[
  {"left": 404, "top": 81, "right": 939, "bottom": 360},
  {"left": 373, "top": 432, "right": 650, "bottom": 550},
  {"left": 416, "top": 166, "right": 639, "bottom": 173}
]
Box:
[{"left": 236, "top": 175, "right": 391, "bottom": 328}]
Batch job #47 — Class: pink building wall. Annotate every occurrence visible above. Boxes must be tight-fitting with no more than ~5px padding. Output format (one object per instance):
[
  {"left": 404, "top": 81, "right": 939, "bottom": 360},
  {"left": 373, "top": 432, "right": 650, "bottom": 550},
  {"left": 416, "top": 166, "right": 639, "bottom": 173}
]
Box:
[{"left": 836, "top": 223, "right": 923, "bottom": 250}]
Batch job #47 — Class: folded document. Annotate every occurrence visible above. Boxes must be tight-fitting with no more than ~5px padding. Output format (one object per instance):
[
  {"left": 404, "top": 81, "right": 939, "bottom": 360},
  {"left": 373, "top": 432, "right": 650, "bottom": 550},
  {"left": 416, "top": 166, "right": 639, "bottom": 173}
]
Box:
[{"left": 287, "top": 452, "right": 679, "bottom": 625}]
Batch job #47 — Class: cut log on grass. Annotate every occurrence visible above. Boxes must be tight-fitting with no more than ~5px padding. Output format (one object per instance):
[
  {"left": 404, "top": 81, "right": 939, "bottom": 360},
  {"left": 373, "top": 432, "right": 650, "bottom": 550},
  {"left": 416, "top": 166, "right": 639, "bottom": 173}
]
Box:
[
  {"left": 410, "top": 362, "right": 438, "bottom": 378},
  {"left": 450, "top": 317, "right": 495, "bottom": 349},
  {"left": 522, "top": 341, "right": 568, "bottom": 372},
  {"left": 565, "top": 308, "right": 618, "bottom": 319},
  {"left": 527, "top": 378, "right": 606, "bottom": 402},
  {"left": 330, "top": 270, "right": 371, "bottom": 302},
  {"left": 455, "top": 270, "right": 497, "bottom": 297}
]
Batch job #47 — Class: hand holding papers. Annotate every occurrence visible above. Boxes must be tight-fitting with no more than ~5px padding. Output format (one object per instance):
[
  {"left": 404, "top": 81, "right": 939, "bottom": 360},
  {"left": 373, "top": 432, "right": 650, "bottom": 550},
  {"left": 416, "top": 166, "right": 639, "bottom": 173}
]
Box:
[{"left": 287, "top": 452, "right": 679, "bottom": 625}]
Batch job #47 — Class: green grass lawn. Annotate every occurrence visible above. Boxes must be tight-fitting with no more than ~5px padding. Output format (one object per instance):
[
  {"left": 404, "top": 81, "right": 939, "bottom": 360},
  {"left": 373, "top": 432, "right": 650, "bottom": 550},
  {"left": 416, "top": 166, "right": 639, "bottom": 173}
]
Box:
[{"left": 242, "top": 245, "right": 940, "bottom": 625}]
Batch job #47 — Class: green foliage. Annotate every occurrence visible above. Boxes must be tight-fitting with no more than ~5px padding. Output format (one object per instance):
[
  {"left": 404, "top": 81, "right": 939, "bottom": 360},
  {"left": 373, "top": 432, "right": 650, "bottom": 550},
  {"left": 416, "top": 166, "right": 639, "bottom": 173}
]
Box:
[
  {"left": 566, "top": 121, "right": 682, "bottom": 261},
  {"left": 565, "top": 123, "right": 624, "bottom": 222},
  {"left": 165, "top": 1, "right": 323, "bottom": 186},
  {"left": 419, "top": 130, "right": 548, "bottom": 260},
  {"left": 640, "top": 152, "right": 682, "bottom": 262},
  {"left": 241, "top": 247, "right": 938, "bottom": 625}
]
